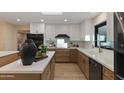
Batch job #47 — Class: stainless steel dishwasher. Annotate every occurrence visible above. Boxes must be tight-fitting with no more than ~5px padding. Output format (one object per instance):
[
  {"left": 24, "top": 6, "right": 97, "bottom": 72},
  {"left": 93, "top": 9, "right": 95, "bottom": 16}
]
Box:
[{"left": 89, "top": 58, "right": 103, "bottom": 80}]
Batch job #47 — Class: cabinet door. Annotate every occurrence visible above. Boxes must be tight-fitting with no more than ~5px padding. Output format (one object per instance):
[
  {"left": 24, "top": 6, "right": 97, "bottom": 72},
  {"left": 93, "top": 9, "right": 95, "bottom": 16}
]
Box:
[
  {"left": 0, "top": 74, "right": 41, "bottom": 80},
  {"left": 103, "top": 66, "right": 114, "bottom": 80},
  {"left": 45, "top": 25, "right": 56, "bottom": 40},
  {"left": 70, "top": 49, "right": 78, "bottom": 62},
  {"left": 30, "top": 23, "right": 45, "bottom": 34},
  {"left": 50, "top": 57, "right": 55, "bottom": 80},
  {"left": 78, "top": 52, "right": 83, "bottom": 71},
  {"left": 69, "top": 25, "right": 80, "bottom": 41},
  {"left": 41, "top": 64, "right": 51, "bottom": 80},
  {"left": 84, "top": 56, "right": 89, "bottom": 79}
]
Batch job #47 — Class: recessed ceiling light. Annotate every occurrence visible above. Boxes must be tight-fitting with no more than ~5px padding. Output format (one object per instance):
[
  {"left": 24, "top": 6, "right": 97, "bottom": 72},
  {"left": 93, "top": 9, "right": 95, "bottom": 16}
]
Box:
[
  {"left": 42, "top": 12, "right": 63, "bottom": 15},
  {"left": 64, "top": 19, "right": 68, "bottom": 22},
  {"left": 17, "top": 18, "right": 21, "bottom": 22},
  {"left": 41, "top": 19, "right": 44, "bottom": 22}
]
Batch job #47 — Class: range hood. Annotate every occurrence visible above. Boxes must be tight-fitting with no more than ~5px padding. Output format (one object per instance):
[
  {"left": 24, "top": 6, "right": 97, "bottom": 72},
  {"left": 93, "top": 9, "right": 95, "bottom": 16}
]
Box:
[{"left": 55, "top": 34, "right": 70, "bottom": 38}]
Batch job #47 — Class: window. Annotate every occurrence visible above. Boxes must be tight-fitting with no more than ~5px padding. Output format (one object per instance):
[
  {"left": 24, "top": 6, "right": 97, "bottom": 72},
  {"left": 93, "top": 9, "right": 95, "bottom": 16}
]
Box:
[{"left": 95, "top": 21, "right": 108, "bottom": 48}]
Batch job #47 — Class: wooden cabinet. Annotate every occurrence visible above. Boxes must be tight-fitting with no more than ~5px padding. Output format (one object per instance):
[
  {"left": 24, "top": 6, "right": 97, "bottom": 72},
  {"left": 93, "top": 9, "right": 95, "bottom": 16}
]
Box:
[
  {"left": 81, "top": 53, "right": 89, "bottom": 79},
  {"left": 49, "top": 49, "right": 78, "bottom": 63},
  {"left": 55, "top": 49, "right": 70, "bottom": 62},
  {"left": 70, "top": 49, "right": 78, "bottom": 62},
  {"left": 103, "top": 66, "right": 114, "bottom": 80},
  {"left": 0, "top": 53, "right": 20, "bottom": 67},
  {"left": 50, "top": 57, "right": 55, "bottom": 80},
  {"left": 84, "top": 57, "right": 89, "bottom": 79},
  {"left": 41, "top": 64, "right": 51, "bottom": 80},
  {"left": 77, "top": 51, "right": 89, "bottom": 79},
  {"left": 78, "top": 51, "right": 83, "bottom": 71},
  {"left": 0, "top": 74, "right": 41, "bottom": 80}
]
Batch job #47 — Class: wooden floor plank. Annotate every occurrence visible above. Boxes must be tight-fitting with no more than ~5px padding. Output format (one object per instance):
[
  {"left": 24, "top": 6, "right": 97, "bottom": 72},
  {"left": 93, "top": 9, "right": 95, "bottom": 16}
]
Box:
[{"left": 54, "top": 63, "right": 87, "bottom": 80}]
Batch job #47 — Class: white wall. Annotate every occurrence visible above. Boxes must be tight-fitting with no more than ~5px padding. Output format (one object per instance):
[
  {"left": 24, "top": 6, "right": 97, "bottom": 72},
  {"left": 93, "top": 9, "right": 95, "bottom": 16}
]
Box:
[
  {"left": 92, "top": 13, "right": 107, "bottom": 26},
  {"left": 0, "top": 22, "right": 17, "bottom": 51},
  {"left": 92, "top": 12, "right": 114, "bottom": 47},
  {"left": 79, "top": 12, "right": 114, "bottom": 48},
  {"left": 106, "top": 12, "right": 114, "bottom": 42}
]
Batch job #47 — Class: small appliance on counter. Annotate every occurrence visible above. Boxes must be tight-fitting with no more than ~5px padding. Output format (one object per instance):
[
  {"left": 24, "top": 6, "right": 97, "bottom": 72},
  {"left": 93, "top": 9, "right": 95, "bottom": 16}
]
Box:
[{"left": 20, "top": 39, "right": 37, "bottom": 65}]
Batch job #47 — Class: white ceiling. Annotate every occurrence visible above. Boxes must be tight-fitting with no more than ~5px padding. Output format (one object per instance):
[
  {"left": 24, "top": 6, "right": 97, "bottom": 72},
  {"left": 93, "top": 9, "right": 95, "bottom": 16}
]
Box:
[{"left": 0, "top": 12, "right": 99, "bottom": 25}]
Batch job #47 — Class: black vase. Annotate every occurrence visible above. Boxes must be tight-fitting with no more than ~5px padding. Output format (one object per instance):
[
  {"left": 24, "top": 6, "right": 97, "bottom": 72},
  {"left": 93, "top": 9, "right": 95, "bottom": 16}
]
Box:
[{"left": 20, "top": 39, "right": 37, "bottom": 65}]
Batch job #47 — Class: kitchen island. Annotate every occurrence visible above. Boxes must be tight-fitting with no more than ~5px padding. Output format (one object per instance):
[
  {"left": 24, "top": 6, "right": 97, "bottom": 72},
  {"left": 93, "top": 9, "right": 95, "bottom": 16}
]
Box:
[
  {"left": 0, "top": 51, "right": 55, "bottom": 80},
  {"left": 0, "top": 51, "right": 19, "bottom": 67}
]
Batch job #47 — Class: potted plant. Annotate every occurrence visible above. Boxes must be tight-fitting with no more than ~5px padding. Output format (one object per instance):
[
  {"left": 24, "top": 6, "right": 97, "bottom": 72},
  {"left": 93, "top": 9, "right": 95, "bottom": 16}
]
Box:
[{"left": 38, "top": 45, "right": 48, "bottom": 57}]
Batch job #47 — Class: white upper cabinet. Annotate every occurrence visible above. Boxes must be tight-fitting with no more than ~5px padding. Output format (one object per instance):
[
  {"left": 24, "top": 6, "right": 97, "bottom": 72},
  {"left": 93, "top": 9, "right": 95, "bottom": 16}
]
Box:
[
  {"left": 30, "top": 23, "right": 45, "bottom": 34},
  {"left": 45, "top": 24, "right": 80, "bottom": 41},
  {"left": 80, "top": 19, "right": 93, "bottom": 41},
  {"left": 45, "top": 25, "right": 56, "bottom": 40},
  {"left": 69, "top": 25, "right": 80, "bottom": 41},
  {"left": 55, "top": 25, "right": 70, "bottom": 36}
]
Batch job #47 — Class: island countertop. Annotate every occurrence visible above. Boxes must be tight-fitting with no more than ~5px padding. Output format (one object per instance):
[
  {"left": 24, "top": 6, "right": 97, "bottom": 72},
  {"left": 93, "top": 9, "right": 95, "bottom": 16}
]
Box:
[
  {"left": 0, "top": 51, "right": 19, "bottom": 58},
  {"left": 0, "top": 51, "right": 55, "bottom": 74}
]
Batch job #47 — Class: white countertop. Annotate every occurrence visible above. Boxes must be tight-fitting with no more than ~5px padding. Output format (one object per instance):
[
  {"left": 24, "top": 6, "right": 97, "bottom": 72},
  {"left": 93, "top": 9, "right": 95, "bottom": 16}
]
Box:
[
  {"left": 0, "top": 51, "right": 55, "bottom": 74},
  {"left": 0, "top": 51, "right": 19, "bottom": 58},
  {"left": 0, "top": 48, "right": 114, "bottom": 73},
  {"left": 77, "top": 48, "right": 114, "bottom": 71},
  {"left": 48, "top": 47, "right": 79, "bottom": 49},
  {"left": 49, "top": 47, "right": 114, "bottom": 71}
]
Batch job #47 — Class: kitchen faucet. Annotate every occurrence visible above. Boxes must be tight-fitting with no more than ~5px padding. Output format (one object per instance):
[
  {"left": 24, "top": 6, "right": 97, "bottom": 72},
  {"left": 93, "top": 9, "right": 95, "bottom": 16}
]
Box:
[{"left": 98, "top": 40, "right": 102, "bottom": 53}]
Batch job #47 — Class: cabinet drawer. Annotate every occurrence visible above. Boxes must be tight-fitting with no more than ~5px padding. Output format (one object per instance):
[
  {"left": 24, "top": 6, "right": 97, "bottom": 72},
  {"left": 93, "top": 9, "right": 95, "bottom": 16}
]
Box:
[
  {"left": 56, "top": 49, "right": 70, "bottom": 56},
  {"left": 56, "top": 56, "right": 70, "bottom": 62},
  {"left": 103, "top": 67, "right": 114, "bottom": 80},
  {"left": 0, "top": 74, "right": 41, "bottom": 80}
]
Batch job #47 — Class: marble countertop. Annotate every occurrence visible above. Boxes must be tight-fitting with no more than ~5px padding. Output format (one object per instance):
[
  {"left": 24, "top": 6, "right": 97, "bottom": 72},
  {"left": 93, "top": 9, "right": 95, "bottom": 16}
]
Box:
[
  {"left": 0, "top": 51, "right": 19, "bottom": 58},
  {"left": 0, "top": 51, "right": 55, "bottom": 74},
  {"left": 77, "top": 48, "right": 114, "bottom": 71},
  {"left": 48, "top": 47, "right": 79, "bottom": 49},
  {"left": 49, "top": 47, "right": 114, "bottom": 71},
  {"left": 0, "top": 48, "right": 114, "bottom": 73}
]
